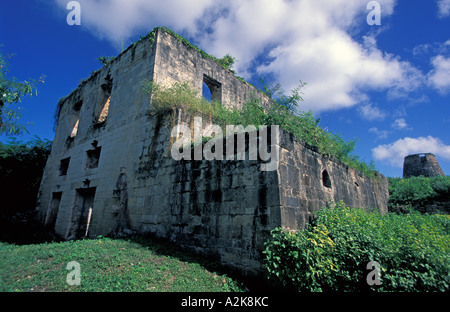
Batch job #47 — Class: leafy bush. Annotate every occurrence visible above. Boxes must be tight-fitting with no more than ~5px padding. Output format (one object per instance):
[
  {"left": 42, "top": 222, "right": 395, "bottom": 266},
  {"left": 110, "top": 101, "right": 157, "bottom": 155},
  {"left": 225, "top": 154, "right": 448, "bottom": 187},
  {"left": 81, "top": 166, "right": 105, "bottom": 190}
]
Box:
[
  {"left": 263, "top": 224, "right": 338, "bottom": 291},
  {"left": 0, "top": 136, "right": 52, "bottom": 215},
  {"left": 264, "top": 202, "right": 450, "bottom": 292},
  {"left": 141, "top": 80, "right": 377, "bottom": 177},
  {"left": 388, "top": 176, "right": 450, "bottom": 210}
]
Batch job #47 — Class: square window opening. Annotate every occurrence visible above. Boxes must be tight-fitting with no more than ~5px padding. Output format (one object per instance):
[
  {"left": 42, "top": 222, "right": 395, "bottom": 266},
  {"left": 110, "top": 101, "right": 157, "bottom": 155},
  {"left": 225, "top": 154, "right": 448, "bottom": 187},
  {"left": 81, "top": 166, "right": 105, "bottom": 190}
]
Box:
[{"left": 59, "top": 157, "right": 70, "bottom": 176}]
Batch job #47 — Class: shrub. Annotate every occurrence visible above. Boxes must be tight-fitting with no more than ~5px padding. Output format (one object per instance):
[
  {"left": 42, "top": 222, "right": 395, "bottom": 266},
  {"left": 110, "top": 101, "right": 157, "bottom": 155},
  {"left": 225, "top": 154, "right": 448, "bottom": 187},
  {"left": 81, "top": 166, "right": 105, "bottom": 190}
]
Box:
[
  {"left": 264, "top": 202, "right": 450, "bottom": 292},
  {"left": 0, "top": 136, "right": 52, "bottom": 215},
  {"left": 388, "top": 176, "right": 450, "bottom": 210}
]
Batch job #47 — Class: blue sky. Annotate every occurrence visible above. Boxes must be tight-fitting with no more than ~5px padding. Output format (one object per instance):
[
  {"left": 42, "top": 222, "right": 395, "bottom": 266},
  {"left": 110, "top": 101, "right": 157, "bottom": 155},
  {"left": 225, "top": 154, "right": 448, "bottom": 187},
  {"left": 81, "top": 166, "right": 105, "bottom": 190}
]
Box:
[{"left": 1, "top": 0, "right": 449, "bottom": 178}]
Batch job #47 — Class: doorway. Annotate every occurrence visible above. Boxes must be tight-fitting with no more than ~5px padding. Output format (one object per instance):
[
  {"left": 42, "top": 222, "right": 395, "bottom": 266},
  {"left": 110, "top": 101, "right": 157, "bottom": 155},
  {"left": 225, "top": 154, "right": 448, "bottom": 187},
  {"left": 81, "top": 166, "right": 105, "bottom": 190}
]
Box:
[{"left": 71, "top": 188, "right": 96, "bottom": 239}]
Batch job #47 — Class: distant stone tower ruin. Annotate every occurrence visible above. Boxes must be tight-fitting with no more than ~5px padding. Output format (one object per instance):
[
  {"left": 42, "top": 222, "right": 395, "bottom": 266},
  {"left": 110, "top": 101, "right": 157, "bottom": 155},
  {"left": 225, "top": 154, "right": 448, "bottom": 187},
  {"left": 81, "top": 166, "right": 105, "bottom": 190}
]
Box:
[{"left": 403, "top": 153, "right": 445, "bottom": 178}]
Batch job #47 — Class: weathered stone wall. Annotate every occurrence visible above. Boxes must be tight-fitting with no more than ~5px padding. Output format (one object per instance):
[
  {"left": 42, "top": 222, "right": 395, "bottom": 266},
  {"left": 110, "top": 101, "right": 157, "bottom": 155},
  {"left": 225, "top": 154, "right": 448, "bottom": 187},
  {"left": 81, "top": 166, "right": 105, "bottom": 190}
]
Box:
[
  {"left": 36, "top": 31, "right": 159, "bottom": 238},
  {"left": 153, "top": 29, "right": 272, "bottom": 110},
  {"left": 277, "top": 131, "right": 389, "bottom": 230},
  {"left": 130, "top": 113, "right": 280, "bottom": 276},
  {"left": 36, "top": 27, "right": 389, "bottom": 277}
]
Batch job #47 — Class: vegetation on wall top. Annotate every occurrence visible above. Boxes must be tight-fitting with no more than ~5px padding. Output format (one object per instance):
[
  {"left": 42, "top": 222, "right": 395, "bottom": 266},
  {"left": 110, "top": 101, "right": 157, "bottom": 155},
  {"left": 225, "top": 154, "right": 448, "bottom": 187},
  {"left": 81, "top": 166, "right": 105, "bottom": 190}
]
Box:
[{"left": 142, "top": 80, "right": 377, "bottom": 177}]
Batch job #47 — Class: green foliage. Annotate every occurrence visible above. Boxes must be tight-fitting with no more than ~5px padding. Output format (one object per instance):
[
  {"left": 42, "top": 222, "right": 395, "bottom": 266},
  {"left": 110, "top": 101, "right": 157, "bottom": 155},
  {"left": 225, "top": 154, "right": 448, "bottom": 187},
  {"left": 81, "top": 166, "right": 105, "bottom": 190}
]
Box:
[
  {"left": 97, "top": 56, "right": 115, "bottom": 66},
  {"left": 216, "top": 54, "right": 236, "bottom": 70},
  {"left": 388, "top": 176, "right": 450, "bottom": 210},
  {"left": 264, "top": 201, "right": 450, "bottom": 292},
  {"left": 263, "top": 224, "right": 338, "bottom": 291},
  {"left": 142, "top": 80, "right": 377, "bottom": 177},
  {"left": 0, "top": 47, "right": 45, "bottom": 135},
  {"left": 0, "top": 236, "right": 245, "bottom": 292},
  {"left": 0, "top": 136, "right": 52, "bottom": 215}
]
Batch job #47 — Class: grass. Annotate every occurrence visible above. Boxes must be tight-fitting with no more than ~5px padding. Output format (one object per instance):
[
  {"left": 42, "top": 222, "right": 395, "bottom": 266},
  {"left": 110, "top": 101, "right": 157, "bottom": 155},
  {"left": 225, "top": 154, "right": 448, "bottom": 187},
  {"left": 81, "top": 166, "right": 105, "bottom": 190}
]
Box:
[{"left": 0, "top": 236, "right": 245, "bottom": 292}]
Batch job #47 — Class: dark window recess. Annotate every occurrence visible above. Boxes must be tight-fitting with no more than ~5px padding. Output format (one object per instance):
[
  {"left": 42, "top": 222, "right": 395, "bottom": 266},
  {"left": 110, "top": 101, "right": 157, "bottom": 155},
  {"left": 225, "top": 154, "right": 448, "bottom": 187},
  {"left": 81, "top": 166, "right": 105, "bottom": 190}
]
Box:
[
  {"left": 203, "top": 74, "right": 222, "bottom": 103},
  {"left": 322, "top": 170, "right": 332, "bottom": 188},
  {"left": 59, "top": 157, "right": 70, "bottom": 176},
  {"left": 73, "top": 100, "right": 83, "bottom": 111},
  {"left": 86, "top": 147, "right": 101, "bottom": 169}
]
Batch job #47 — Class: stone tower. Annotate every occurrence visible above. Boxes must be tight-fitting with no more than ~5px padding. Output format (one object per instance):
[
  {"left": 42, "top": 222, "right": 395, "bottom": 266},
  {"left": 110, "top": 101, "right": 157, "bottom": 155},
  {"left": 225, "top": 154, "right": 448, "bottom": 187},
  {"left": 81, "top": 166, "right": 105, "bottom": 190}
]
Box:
[{"left": 403, "top": 153, "right": 445, "bottom": 178}]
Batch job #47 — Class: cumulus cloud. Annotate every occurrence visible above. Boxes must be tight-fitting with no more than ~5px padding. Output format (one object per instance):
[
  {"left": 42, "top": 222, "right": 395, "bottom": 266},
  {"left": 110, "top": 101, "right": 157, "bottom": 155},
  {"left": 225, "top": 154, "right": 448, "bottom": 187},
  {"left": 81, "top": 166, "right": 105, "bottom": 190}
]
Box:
[
  {"left": 428, "top": 55, "right": 450, "bottom": 94},
  {"left": 358, "top": 103, "right": 387, "bottom": 121},
  {"left": 372, "top": 136, "right": 450, "bottom": 167},
  {"left": 391, "top": 118, "right": 412, "bottom": 130},
  {"left": 53, "top": 0, "right": 426, "bottom": 113},
  {"left": 54, "top": 0, "right": 214, "bottom": 44},
  {"left": 438, "top": 0, "right": 450, "bottom": 18},
  {"left": 369, "top": 127, "right": 389, "bottom": 139}
]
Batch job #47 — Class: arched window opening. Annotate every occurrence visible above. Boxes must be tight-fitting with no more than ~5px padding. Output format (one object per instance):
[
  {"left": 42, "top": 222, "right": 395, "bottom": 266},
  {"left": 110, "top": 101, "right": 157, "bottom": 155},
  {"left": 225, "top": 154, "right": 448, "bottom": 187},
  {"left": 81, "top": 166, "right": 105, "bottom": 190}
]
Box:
[
  {"left": 322, "top": 169, "right": 332, "bottom": 188},
  {"left": 203, "top": 74, "right": 222, "bottom": 104}
]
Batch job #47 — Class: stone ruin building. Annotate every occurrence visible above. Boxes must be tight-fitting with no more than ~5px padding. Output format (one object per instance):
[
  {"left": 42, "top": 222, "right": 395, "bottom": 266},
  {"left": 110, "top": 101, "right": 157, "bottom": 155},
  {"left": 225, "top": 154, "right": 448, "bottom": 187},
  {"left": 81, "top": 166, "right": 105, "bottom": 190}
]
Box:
[
  {"left": 35, "top": 27, "right": 389, "bottom": 277},
  {"left": 403, "top": 153, "right": 445, "bottom": 179}
]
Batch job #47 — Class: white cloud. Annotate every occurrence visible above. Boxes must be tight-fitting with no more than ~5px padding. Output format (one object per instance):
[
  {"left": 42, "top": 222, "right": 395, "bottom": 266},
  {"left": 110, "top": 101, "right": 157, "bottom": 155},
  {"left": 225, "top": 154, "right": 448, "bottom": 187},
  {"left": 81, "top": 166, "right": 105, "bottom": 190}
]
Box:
[
  {"left": 438, "top": 0, "right": 450, "bottom": 18},
  {"left": 369, "top": 127, "right": 389, "bottom": 139},
  {"left": 54, "top": 0, "right": 214, "bottom": 45},
  {"left": 372, "top": 136, "right": 450, "bottom": 167},
  {"left": 53, "top": 0, "right": 427, "bottom": 113},
  {"left": 198, "top": 0, "right": 422, "bottom": 113},
  {"left": 358, "top": 103, "right": 387, "bottom": 121},
  {"left": 428, "top": 55, "right": 450, "bottom": 94},
  {"left": 391, "top": 118, "right": 412, "bottom": 130}
]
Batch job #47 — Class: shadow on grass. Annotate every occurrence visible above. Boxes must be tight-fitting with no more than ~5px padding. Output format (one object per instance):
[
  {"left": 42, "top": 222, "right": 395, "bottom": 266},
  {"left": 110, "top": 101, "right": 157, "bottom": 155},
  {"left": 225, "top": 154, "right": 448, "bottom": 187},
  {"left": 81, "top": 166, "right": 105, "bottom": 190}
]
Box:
[
  {"left": 0, "top": 211, "right": 62, "bottom": 245},
  {"left": 0, "top": 212, "right": 282, "bottom": 292},
  {"left": 116, "top": 233, "right": 284, "bottom": 292}
]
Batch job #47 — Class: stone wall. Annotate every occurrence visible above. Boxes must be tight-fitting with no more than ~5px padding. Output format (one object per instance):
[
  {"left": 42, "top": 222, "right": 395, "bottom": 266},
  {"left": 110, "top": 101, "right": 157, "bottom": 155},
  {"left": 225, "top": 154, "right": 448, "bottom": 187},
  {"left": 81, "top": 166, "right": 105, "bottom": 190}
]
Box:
[
  {"left": 131, "top": 113, "right": 280, "bottom": 276},
  {"left": 36, "top": 27, "right": 389, "bottom": 277},
  {"left": 278, "top": 131, "right": 389, "bottom": 230},
  {"left": 36, "top": 29, "right": 159, "bottom": 238},
  {"left": 153, "top": 29, "right": 272, "bottom": 110}
]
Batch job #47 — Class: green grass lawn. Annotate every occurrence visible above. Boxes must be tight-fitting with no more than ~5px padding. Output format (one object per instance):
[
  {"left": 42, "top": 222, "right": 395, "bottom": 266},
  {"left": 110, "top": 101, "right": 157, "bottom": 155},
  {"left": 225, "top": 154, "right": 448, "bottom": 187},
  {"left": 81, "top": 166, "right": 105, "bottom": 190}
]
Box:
[{"left": 0, "top": 236, "right": 245, "bottom": 292}]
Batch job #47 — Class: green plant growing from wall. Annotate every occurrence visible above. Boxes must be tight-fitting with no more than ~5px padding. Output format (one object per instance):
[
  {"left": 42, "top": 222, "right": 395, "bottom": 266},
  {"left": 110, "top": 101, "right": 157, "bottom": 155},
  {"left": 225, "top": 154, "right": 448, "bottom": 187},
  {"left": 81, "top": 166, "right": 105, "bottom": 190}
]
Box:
[
  {"left": 141, "top": 80, "right": 377, "bottom": 177},
  {"left": 97, "top": 56, "right": 115, "bottom": 67}
]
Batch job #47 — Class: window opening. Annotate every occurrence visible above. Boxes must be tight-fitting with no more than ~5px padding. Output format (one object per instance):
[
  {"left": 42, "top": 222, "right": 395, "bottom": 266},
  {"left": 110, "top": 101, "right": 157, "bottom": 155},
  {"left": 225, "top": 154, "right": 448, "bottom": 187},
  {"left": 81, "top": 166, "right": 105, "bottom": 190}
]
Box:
[
  {"left": 86, "top": 146, "right": 101, "bottom": 169},
  {"left": 322, "top": 169, "right": 332, "bottom": 188},
  {"left": 202, "top": 81, "right": 212, "bottom": 102},
  {"left": 44, "top": 192, "right": 62, "bottom": 231},
  {"left": 59, "top": 157, "right": 70, "bottom": 176},
  {"left": 96, "top": 75, "right": 112, "bottom": 124},
  {"left": 203, "top": 74, "right": 222, "bottom": 103},
  {"left": 70, "top": 100, "right": 82, "bottom": 138}
]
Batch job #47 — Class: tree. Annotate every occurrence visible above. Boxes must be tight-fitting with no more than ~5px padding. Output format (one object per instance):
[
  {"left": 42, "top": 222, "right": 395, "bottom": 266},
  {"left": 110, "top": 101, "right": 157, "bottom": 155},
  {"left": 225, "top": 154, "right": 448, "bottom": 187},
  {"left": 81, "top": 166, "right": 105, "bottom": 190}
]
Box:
[
  {"left": 0, "top": 136, "right": 52, "bottom": 215},
  {"left": 0, "top": 47, "right": 45, "bottom": 135},
  {"left": 217, "top": 54, "right": 236, "bottom": 70}
]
